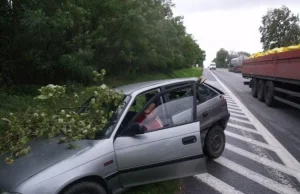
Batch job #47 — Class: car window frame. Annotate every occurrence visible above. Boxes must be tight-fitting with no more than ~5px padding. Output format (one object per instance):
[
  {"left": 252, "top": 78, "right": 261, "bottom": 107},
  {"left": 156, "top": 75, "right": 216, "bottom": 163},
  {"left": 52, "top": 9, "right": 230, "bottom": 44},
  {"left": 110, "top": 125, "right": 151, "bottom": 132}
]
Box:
[
  {"left": 121, "top": 82, "right": 197, "bottom": 135},
  {"left": 196, "top": 83, "right": 219, "bottom": 105}
]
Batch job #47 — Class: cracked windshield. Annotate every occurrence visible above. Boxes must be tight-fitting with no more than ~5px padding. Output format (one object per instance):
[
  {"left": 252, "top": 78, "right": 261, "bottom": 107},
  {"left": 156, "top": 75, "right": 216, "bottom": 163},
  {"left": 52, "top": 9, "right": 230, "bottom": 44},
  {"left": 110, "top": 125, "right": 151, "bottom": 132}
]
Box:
[{"left": 1, "top": 0, "right": 300, "bottom": 194}]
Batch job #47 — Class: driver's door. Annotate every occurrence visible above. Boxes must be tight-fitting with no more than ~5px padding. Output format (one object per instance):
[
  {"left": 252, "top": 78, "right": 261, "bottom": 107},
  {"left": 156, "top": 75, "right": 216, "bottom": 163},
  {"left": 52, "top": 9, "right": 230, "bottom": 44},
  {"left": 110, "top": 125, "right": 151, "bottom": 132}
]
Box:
[{"left": 114, "top": 83, "right": 206, "bottom": 188}]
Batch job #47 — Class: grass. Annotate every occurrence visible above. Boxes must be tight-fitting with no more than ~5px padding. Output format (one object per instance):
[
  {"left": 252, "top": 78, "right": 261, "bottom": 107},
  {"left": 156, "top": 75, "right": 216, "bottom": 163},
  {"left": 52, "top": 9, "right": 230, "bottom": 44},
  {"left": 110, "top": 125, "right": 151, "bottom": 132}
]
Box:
[
  {"left": 0, "top": 67, "right": 202, "bottom": 118},
  {"left": 0, "top": 67, "right": 202, "bottom": 193},
  {"left": 124, "top": 180, "right": 181, "bottom": 194},
  {"left": 105, "top": 67, "right": 202, "bottom": 87}
]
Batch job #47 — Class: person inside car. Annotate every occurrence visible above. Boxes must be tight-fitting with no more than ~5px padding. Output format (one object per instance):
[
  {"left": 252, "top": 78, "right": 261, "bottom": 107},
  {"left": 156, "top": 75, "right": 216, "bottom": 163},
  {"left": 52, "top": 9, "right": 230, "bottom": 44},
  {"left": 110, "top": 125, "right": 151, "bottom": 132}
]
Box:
[{"left": 136, "top": 100, "right": 163, "bottom": 132}]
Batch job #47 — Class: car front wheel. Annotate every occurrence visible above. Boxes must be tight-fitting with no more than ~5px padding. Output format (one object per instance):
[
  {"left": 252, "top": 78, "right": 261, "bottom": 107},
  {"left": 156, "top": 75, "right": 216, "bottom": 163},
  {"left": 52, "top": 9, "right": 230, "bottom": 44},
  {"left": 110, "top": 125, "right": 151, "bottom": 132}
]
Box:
[
  {"left": 63, "top": 181, "right": 107, "bottom": 194},
  {"left": 204, "top": 125, "right": 225, "bottom": 159}
]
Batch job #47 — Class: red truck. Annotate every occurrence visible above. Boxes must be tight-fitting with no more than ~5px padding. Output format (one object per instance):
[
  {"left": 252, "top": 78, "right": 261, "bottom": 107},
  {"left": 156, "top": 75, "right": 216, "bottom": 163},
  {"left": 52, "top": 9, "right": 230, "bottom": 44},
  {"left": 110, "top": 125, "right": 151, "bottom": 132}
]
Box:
[{"left": 242, "top": 50, "right": 300, "bottom": 109}]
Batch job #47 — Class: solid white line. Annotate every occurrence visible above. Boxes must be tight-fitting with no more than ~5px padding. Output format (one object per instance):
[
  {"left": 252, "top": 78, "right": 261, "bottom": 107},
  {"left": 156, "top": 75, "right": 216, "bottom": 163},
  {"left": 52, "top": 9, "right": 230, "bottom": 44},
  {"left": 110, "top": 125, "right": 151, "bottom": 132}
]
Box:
[
  {"left": 225, "top": 131, "right": 276, "bottom": 151},
  {"left": 227, "top": 123, "right": 260, "bottom": 134},
  {"left": 230, "top": 118, "right": 253, "bottom": 125},
  {"left": 210, "top": 71, "right": 300, "bottom": 171},
  {"left": 226, "top": 143, "right": 300, "bottom": 180},
  {"left": 195, "top": 173, "right": 244, "bottom": 194},
  {"left": 215, "top": 157, "right": 299, "bottom": 194}
]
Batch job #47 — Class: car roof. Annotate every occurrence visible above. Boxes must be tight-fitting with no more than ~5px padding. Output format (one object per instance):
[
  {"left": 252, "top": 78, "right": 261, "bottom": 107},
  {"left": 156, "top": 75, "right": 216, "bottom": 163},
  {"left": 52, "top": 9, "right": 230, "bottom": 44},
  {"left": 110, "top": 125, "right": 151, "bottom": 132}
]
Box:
[{"left": 114, "top": 78, "right": 198, "bottom": 95}]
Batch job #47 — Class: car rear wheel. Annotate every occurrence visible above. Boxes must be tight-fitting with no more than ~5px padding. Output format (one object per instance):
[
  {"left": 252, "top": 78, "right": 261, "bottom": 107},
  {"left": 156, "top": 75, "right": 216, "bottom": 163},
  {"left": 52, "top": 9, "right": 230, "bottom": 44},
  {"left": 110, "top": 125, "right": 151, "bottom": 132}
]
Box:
[
  {"left": 251, "top": 79, "right": 258, "bottom": 98},
  {"left": 204, "top": 125, "right": 225, "bottom": 159},
  {"left": 257, "top": 80, "right": 265, "bottom": 102},
  {"left": 63, "top": 181, "right": 107, "bottom": 194},
  {"left": 264, "top": 81, "right": 276, "bottom": 107}
]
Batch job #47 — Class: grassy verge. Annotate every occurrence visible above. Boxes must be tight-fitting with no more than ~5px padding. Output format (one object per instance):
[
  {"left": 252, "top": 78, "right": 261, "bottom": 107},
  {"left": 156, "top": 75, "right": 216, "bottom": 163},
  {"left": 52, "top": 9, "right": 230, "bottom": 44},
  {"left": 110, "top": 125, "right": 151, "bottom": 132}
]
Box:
[
  {"left": 105, "top": 67, "right": 202, "bottom": 87},
  {"left": 124, "top": 180, "right": 181, "bottom": 194},
  {"left": 0, "top": 67, "right": 202, "bottom": 118}
]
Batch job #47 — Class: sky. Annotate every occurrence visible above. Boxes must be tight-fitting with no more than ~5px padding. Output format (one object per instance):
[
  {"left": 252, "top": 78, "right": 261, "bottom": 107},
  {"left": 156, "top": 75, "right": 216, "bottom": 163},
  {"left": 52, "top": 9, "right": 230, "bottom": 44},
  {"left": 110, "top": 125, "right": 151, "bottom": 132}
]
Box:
[{"left": 172, "top": 0, "right": 300, "bottom": 67}]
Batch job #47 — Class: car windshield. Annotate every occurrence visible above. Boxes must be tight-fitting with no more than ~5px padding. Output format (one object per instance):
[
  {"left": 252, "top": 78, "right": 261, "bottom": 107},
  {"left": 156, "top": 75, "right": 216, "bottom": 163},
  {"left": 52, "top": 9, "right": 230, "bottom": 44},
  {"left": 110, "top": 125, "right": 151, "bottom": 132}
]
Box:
[{"left": 77, "top": 95, "right": 131, "bottom": 139}]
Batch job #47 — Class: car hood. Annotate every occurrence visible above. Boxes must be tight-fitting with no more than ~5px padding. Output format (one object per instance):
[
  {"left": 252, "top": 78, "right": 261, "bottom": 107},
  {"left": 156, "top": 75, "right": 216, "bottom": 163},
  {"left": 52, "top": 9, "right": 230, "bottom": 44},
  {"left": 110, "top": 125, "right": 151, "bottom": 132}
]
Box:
[{"left": 0, "top": 137, "right": 97, "bottom": 191}]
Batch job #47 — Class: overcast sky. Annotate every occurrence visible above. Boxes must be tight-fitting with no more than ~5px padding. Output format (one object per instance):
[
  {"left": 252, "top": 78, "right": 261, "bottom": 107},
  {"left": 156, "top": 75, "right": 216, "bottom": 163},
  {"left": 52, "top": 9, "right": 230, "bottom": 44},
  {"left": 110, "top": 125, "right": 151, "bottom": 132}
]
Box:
[{"left": 172, "top": 0, "right": 300, "bottom": 67}]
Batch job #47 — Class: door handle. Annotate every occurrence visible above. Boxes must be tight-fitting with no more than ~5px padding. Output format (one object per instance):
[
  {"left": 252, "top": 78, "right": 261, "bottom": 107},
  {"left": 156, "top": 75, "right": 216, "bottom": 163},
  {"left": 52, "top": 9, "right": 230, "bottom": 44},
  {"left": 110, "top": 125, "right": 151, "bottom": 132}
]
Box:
[
  {"left": 202, "top": 111, "right": 209, "bottom": 117},
  {"left": 182, "top": 136, "right": 197, "bottom": 145}
]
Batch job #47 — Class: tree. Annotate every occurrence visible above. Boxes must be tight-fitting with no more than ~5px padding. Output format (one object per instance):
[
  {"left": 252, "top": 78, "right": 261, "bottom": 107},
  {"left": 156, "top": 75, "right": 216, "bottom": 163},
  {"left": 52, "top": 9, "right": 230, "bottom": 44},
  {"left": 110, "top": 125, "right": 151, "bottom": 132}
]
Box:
[
  {"left": 259, "top": 6, "right": 300, "bottom": 51},
  {"left": 0, "top": 0, "right": 206, "bottom": 87},
  {"left": 237, "top": 51, "right": 250, "bottom": 57},
  {"left": 215, "top": 48, "right": 229, "bottom": 68}
]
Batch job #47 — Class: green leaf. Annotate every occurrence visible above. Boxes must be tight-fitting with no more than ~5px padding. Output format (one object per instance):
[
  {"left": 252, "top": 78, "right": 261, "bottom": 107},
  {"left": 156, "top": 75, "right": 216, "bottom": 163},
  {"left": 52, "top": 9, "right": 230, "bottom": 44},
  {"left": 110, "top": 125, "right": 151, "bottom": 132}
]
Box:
[
  {"left": 58, "top": 137, "right": 68, "bottom": 144},
  {"left": 36, "top": 95, "right": 48, "bottom": 100}
]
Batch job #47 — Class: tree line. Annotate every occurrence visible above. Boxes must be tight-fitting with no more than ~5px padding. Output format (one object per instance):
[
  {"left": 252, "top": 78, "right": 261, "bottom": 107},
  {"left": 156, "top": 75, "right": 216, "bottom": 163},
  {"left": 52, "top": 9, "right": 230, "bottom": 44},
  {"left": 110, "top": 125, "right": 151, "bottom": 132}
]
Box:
[
  {"left": 212, "top": 49, "right": 250, "bottom": 68},
  {"left": 212, "top": 6, "right": 300, "bottom": 68},
  {"left": 0, "top": 0, "right": 205, "bottom": 87}
]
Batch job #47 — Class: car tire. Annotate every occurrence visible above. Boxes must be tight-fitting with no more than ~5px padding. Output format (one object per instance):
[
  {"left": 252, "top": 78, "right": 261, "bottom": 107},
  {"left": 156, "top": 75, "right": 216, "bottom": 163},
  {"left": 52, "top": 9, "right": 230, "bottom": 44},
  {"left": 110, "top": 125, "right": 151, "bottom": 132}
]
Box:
[
  {"left": 63, "top": 181, "right": 107, "bottom": 194},
  {"left": 204, "top": 125, "right": 225, "bottom": 159},
  {"left": 264, "top": 81, "right": 276, "bottom": 107},
  {"left": 251, "top": 79, "right": 258, "bottom": 98},
  {"left": 257, "top": 80, "right": 265, "bottom": 102}
]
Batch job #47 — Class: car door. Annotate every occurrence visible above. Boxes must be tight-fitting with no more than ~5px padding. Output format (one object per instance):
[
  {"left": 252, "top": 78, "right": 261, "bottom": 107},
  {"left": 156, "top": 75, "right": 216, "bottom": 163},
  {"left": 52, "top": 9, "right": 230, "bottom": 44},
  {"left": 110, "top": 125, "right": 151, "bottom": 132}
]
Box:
[
  {"left": 204, "top": 84, "right": 227, "bottom": 122},
  {"left": 196, "top": 84, "right": 213, "bottom": 131},
  {"left": 113, "top": 83, "right": 206, "bottom": 188}
]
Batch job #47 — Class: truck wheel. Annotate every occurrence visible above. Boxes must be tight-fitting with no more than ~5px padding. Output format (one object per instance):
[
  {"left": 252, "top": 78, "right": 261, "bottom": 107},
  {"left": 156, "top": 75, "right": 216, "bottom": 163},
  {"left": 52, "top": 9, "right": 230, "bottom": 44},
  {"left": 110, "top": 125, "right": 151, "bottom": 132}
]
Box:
[
  {"left": 204, "top": 125, "right": 225, "bottom": 159},
  {"left": 257, "top": 80, "right": 265, "bottom": 102},
  {"left": 264, "top": 81, "right": 276, "bottom": 107},
  {"left": 251, "top": 79, "right": 258, "bottom": 98}
]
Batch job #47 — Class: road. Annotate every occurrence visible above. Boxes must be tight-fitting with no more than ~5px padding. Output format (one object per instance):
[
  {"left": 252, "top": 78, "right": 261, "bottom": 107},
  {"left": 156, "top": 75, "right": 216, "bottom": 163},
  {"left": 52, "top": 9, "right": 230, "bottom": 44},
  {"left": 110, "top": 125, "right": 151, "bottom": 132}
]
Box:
[{"left": 181, "top": 68, "right": 300, "bottom": 194}]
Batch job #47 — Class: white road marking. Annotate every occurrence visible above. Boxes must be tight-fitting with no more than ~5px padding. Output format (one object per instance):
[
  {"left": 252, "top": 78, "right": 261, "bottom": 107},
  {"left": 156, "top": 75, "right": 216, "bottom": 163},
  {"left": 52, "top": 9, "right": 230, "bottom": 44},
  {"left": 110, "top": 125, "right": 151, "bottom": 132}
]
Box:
[
  {"left": 195, "top": 173, "right": 244, "bottom": 194},
  {"left": 229, "top": 111, "right": 246, "bottom": 117},
  {"left": 226, "top": 99, "right": 235, "bottom": 103},
  {"left": 228, "top": 108, "right": 243, "bottom": 112},
  {"left": 210, "top": 71, "right": 300, "bottom": 171},
  {"left": 227, "top": 123, "right": 260, "bottom": 134},
  {"left": 225, "top": 131, "right": 276, "bottom": 151},
  {"left": 227, "top": 104, "right": 239, "bottom": 108},
  {"left": 224, "top": 96, "right": 233, "bottom": 100},
  {"left": 230, "top": 118, "right": 253, "bottom": 125},
  {"left": 229, "top": 112, "right": 248, "bottom": 118},
  {"left": 228, "top": 108, "right": 244, "bottom": 113},
  {"left": 227, "top": 102, "right": 238, "bottom": 107},
  {"left": 226, "top": 143, "right": 300, "bottom": 180},
  {"left": 228, "top": 107, "right": 240, "bottom": 111},
  {"left": 215, "top": 157, "right": 300, "bottom": 194}
]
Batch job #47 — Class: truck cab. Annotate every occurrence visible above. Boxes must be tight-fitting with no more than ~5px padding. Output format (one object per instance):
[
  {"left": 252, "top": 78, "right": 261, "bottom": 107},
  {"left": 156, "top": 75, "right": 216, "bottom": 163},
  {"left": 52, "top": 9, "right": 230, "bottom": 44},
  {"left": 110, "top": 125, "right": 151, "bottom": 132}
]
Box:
[{"left": 209, "top": 62, "right": 217, "bottom": 70}]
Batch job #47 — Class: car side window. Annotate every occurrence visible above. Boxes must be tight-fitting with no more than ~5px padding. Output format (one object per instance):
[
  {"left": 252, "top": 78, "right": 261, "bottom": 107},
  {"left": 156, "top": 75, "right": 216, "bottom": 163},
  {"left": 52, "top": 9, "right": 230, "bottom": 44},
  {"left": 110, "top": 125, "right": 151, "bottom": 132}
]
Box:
[
  {"left": 197, "top": 84, "right": 218, "bottom": 104},
  {"left": 133, "top": 85, "right": 194, "bottom": 133},
  {"left": 164, "top": 86, "right": 194, "bottom": 127},
  {"left": 118, "top": 90, "right": 159, "bottom": 133}
]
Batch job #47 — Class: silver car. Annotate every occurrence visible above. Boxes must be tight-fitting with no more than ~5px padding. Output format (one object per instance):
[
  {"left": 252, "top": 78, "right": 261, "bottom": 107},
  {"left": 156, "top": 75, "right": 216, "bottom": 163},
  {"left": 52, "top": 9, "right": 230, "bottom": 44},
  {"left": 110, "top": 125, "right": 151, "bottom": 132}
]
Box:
[{"left": 0, "top": 78, "right": 230, "bottom": 194}]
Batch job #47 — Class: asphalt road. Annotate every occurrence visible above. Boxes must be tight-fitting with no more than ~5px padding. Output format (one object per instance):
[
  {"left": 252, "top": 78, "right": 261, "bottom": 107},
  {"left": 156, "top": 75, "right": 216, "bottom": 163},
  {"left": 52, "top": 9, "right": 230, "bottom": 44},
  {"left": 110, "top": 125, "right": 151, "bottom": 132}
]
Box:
[{"left": 181, "top": 68, "right": 300, "bottom": 194}]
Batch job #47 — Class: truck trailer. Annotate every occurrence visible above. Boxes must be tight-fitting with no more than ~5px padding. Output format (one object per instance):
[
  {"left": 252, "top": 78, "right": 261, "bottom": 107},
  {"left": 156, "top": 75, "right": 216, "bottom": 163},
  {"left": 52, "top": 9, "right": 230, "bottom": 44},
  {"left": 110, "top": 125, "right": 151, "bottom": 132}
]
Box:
[{"left": 242, "top": 50, "right": 300, "bottom": 109}]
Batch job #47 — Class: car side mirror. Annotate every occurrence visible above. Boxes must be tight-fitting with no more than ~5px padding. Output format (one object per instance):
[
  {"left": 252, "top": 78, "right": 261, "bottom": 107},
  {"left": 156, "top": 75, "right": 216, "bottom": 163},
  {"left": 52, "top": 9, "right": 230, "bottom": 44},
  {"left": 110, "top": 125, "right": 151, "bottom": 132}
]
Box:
[{"left": 125, "top": 123, "right": 145, "bottom": 136}]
